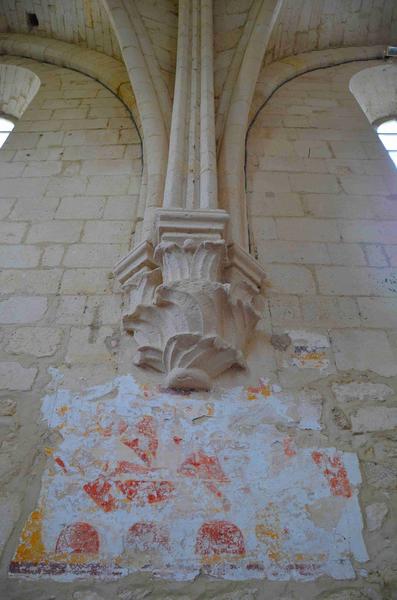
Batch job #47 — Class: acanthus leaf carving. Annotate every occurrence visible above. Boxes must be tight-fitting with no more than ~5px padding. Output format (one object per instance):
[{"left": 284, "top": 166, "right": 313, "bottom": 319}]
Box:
[{"left": 116, "top": 232, "right": 265, "bottom": 391}]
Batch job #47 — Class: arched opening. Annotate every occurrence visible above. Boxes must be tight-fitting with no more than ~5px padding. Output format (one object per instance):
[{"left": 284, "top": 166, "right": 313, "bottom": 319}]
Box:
[
  {"left": 0, "top": 115, "right": 14, "bottom": 148},
  {"left": 0, "top": 63, "right": 41, "bottom": 118},
  {"left": 349, "top": 64, "right": 397, "bottom": 170},
  {"left": 376, "top": 119, "right": 397, "bottom": 168}
]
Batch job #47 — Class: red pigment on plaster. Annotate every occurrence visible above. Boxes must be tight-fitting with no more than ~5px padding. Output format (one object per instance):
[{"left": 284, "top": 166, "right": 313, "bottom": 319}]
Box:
[
  {"left": 122, "top": 416, "right": 158, "bottom": 466},
  {"left": 116, "top": 480, "right": 175, "bottom": 504},
  {"left": 55, "top": 522, "right": 99, "bottom": 554},
  {"left": 196, "top": 521, "right": 245, "bottom": 556},
  {"left": 54, "top": 456, "right": 67, "bottom": 473},
  {"left": 204, "top": 482, "right": 231, "bottom": 511},
  {"left": 204, "top": 481, "right": 223, "bottom": 498},
  {"left": 173, "top": 436, "right": 183, "bottom": 445},
  {"left": 312, "top": 451, "right": 352, "bottom": 498},
  {"left": 283, "top": 438, "right": 296, "bottom": 458},
  {"left": 178, "top": 450, "right": 228, "bottom": 482},
  {"left": 118, "top": 419, "right": 128, "bottom": 435},
  {"left": 126, "top": 522, "right": 169, "bottom": 551},
  {"left": 83, "top": 478, "right": 117, "bottom": 512}
]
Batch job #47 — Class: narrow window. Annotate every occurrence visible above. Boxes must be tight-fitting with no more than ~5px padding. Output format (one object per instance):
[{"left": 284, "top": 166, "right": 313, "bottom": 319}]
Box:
[
  {"left": 27, "top": 12, "right": 39, "bottom": 28},
  {"left": 377, "top": 119, "right": 397, "bottom": 168},
  {"left": 0, "top": 116, "right": 14, "bottom": 148}
]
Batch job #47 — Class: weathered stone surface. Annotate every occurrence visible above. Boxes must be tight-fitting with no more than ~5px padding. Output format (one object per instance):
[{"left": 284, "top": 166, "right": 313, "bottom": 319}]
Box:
[
  {"left": 0, "top": 362, "right": 37, "bottom": 390},
  {"left": 0, "top": 495, "right": 20, "bottom": 553},
  {"left": 332, "top": 382, "right": 394, "bottom": 404},
  {"left": 365, "top": 502, "right": 388, "bottom": 531},
  {"left": 365, "top": 461, "right": 397, "bottom": 490},
  {"left": 5, "top": 327, "right": 62, "bottom": 357},
  {"left": 117, "top": 591, "right": 151, "bottom": 600},
  {"left": 65, "top": 326, "right": 114, "bottom": 365},
  {"left": 0, "top": 398, "right": 16, "bottom": 416},
  {"left": 214, "top": 592, "right": 259, "bottom": 600},
  {"left": 351, "top": 407, "right": 397, "bottom": 433},
  {"left": 270, "top": 333, "right": 291, "bottom": 351},
  {"left": 316, "top": 590, "right": 371, "bottom": 600},
  {"left": 73, "top": 590, "right": 106, "bottom": 600},
  {"left": 73, "top": 592, "right": 106, "bottom": 600},
  {"left": 332, "top": 407, "right": 351, "bottom": 430},
  {"left": 331, "top": 330, "right": 397, "bottom": 377},
  {"left": 0, "top": 296, "right": 47, "bottom": 324}
]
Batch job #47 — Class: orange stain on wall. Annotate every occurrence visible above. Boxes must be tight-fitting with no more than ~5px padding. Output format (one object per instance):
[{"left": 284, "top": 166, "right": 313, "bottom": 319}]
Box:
[{"left": 14, "top": 510, "right": 45, "bottom": 563}]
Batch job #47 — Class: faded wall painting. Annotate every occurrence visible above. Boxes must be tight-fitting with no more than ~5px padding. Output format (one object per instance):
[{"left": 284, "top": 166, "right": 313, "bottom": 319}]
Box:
[{"left": 10, "top": 374, "right": 368, "bottom": 581}]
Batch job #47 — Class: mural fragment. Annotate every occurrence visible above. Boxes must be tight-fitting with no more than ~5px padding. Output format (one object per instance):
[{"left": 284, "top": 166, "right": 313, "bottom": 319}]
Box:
[
  {"left": 283, "top": 331, "right": 331, "bottom": 371},
  {"left": 10, "top": 374, "right": 368, "bottom": 581}
]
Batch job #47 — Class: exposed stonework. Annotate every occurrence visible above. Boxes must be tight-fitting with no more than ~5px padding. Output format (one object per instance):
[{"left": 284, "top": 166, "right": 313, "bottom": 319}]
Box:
[
  {"left": 0, "top": 2, "right": 397, "bottom": 598},
  {"left": 265, "top": 0, "right": 397, "bottom": 64},
  {"left": 1, "top": 0, "right": 123, "bottom": 60},
  {"left": 365, "top": 503, "right": 388, "bottom": 532}
]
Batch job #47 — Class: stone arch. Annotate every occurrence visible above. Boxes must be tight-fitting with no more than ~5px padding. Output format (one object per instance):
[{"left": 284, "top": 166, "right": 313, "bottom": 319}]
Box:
[
  {"left": 349, "top": 63, "right": 397, "bottom": 125},
  {"left": 0, "top": 34, "right": 141, "bottom": 133},
  {"left": 0, "top": 63, "right": 40, "bottom": 119},
  {"left": 101, "top": 0, "right": 171, "bottom": 241},
  {"left": 243, "top": 45, "right": 384, "bottom": 254}
]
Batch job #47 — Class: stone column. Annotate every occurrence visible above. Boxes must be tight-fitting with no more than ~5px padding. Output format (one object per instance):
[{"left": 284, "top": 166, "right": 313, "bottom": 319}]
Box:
[{"left": 114, "top": 0, "right": 266, "bottom": 390}]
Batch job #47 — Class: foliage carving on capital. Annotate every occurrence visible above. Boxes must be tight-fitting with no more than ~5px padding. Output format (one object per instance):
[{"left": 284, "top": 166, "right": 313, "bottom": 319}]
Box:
[{"left": 114, "top": 236, "right": 265, "bottom": 391}]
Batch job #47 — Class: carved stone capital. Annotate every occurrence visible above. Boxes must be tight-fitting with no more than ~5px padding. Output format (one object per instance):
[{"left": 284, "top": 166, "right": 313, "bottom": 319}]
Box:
[
  {"left": 154, "top": 238, "right": 226, "bottom": 284},
  {"left": 115, "top": 214, "right": 266, "bottom": 391}
]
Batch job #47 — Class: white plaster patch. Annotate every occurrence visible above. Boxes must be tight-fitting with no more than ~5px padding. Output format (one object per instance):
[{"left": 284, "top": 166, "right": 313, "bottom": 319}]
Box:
[{"left": 10, "top": 374, "right": 367, "bottom": 582}]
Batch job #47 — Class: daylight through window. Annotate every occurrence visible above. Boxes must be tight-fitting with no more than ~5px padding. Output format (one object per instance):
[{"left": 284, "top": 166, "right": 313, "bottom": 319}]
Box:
[
  {"left": 377, "top": 119, "right": 397, "bottom": 168},
  {"left": 0, "top": 116, "right": 14, "bottom": 148}
]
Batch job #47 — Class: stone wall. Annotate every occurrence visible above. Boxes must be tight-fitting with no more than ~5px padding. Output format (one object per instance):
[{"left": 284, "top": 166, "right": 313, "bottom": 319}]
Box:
[
  {"left": 0, "top": 55, "right": 396, "bottom": 599},
  {"left": 265, "top": 0, "right": 397, "bottom": 64},
  {"left": 0, "top": 0, "right": 122, "bottom": 60},
  {"left": 246, "top": 59, "right": 397, "bottom": 595},
  {"left": 0, "top": 55, "right": 143, "bottom": 597}
]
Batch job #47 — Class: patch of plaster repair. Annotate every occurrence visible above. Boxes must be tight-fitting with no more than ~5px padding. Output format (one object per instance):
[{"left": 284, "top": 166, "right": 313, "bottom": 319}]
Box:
[
  {"left": 283, "top": 331, "right": 331, "bottom": 371},
  {"left": 10, "top": 374, "right": 368, "bottom": 581}
]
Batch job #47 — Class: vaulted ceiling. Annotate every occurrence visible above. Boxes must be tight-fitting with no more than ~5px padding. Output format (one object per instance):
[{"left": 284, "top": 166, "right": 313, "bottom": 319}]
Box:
[
  {"left": 0, "top": 0, "right": 178, "bottom": 96},
  {"left": 265, "top": 0, "right": 397, "bottom": 64},
  {"left": 0, "top": 0, "right": 396, "bottom": 106},
  {"left": 0, "top": 0, "right": 122, "bottom": 58}
]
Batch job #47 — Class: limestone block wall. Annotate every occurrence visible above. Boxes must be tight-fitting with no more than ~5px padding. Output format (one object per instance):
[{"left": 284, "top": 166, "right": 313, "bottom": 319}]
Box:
[
  {"left": 0, "top": 0, "right": 123, "bottom": 60},
  {"left": 0, "top": 54, "right": 396, "bottom": 600},
  {"left": 265, "top": 0, "right": 397, "bottom": 64},
  {"left": 0, "top": 54, "right": 142, "bottom": 591},
  {"left": 134, "top": 0, "right": 178, "bottom": 99},
  {"left": 245, "top": 59, "right": 397, "bottom": 594},
  {"left": 213, "top": 0, "right": 254, "bottom": 104}
]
